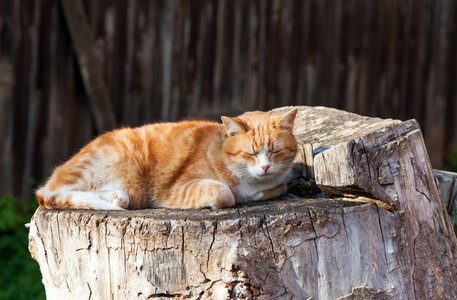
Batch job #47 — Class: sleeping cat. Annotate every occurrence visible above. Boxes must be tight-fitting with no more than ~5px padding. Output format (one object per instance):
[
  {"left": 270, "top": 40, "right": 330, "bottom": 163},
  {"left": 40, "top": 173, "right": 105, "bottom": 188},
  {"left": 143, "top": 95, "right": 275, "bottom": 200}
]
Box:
[{"left": 36, "top": 108, "right": 298, "bottom": 210}]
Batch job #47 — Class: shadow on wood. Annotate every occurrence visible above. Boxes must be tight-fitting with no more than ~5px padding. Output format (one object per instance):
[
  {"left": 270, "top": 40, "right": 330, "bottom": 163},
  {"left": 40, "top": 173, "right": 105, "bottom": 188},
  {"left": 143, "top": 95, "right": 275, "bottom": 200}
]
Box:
[{"left": 28, "top": 106, "right": 457, "bottom": 299}]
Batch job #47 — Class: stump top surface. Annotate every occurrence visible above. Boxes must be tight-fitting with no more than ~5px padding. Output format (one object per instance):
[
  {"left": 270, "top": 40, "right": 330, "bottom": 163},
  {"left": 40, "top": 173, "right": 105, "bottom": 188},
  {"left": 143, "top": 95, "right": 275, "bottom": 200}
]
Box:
[
  {"left": 272, "top": 106, "right": 417, "bottom": 151},
  {"left": 39, "top": 197, "right": 366, "bottom": 221}
]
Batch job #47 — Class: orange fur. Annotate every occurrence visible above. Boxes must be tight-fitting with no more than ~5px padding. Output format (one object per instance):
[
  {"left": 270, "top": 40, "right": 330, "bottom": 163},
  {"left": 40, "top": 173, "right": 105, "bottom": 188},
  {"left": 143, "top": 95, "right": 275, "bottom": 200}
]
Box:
[{"left": 36, "top": 109, "right": 298, "bottom": 210}]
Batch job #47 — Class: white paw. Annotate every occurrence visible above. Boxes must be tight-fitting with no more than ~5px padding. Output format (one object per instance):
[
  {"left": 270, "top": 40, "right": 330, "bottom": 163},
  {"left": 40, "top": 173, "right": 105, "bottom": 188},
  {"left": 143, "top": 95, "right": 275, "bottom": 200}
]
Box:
[
  {"left": 252, "top": 192, "right": 264, "bottom": 201},
  {"left": 111, "top": 190, "right": 129, "bottom": 209},
  {"left": 99, "top": 190, "right": 130, "bottom": 209}
]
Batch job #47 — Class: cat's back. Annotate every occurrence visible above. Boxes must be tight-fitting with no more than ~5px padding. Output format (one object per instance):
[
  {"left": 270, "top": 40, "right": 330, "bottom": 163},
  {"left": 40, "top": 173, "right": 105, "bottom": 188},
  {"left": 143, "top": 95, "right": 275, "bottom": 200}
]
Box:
[
  {"left": 100, "top": 120, "right": 222, "bottom": 165},
  {"left": 135, "top": 119, "right": 222, "bottom": 149},
  {"left": 65, "top": 119, "right": 222, "bottom": 169}
]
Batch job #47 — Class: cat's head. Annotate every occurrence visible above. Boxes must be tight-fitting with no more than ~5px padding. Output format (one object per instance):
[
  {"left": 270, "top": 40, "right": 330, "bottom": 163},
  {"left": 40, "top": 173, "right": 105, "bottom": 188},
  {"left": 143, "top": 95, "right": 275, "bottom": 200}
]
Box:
[{"left": 221, "top": 109, "right": 298, "bottom": 182}]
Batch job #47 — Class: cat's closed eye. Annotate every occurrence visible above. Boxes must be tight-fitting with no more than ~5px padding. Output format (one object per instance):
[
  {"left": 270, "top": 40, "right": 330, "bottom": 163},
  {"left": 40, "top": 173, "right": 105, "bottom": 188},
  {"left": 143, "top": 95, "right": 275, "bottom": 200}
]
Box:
[{"left": 243, "top": 152, "right": 258, "bottom": 158}]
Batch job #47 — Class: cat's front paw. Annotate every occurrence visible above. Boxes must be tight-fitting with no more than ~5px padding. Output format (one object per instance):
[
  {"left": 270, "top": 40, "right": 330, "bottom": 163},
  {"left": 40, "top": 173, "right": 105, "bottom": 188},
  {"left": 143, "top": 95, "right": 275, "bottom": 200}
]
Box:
[
  {"left": 252, "top": 183, "right": 287, "bottom": 201},
  {"left": 99, "top": 190, "right": 130, "bottom": 209},
  {"left": 252, "top": 191, "right": 265, "bottom": 201},
  {"left": 111, "top": 190, "right": 129, "bottom": 208}
]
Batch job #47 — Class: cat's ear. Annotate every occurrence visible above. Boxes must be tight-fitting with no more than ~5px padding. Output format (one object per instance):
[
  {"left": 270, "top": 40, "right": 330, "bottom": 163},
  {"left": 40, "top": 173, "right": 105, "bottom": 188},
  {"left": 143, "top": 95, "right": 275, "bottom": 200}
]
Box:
[
  {"left": 275, "top": 108, "right": 298, "bottom": 133},
  {"left": 221, "top": 116, "right": 245, "bottom": 137}
]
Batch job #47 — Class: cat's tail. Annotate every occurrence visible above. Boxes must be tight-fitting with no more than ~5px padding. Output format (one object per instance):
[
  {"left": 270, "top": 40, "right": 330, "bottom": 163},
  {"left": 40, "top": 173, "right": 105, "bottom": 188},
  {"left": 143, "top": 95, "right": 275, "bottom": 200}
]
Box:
[{"left": 35, "top": 187, "right": 128, "bottom": 210}]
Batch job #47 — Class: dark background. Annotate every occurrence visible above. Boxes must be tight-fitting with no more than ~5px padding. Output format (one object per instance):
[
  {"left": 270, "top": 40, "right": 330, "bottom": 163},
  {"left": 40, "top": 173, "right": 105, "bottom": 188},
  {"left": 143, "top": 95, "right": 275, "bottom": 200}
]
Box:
[{"left": 2, "top": 0, "right": 457, "bottom": 202}]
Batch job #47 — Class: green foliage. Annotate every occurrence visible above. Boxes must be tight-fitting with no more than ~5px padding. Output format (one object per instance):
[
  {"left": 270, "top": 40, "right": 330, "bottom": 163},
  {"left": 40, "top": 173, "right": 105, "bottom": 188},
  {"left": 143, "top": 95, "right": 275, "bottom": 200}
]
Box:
[
  {"left": 0, "top": 195, "right": 45, "bottom": 300},
  {"left": 447, "top": 148, "right": 457, "bottom": 173}
]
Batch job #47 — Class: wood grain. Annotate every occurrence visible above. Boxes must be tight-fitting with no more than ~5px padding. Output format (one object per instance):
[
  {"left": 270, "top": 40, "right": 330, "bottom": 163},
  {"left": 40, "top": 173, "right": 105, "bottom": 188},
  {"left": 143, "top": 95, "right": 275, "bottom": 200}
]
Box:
[{"left": 29, "top": 106, "right": 457, "bottom": 299}]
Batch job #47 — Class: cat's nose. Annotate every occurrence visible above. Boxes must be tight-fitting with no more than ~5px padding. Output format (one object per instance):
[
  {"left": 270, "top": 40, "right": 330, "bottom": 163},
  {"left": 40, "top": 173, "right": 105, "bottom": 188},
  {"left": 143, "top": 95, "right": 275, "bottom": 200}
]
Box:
[{"left": 261, "top": 165, "right": 270, "bottom": 172}]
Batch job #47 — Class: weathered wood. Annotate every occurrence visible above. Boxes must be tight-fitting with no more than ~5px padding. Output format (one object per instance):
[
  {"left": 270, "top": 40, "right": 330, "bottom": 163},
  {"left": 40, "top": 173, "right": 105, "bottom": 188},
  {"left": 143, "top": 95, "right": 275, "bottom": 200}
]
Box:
[
  {"left": 58, "top": 0, "right": 116, "bottom": 132},
  {"left": 434, "top": 169, "right": 457, "bottom": 222},
  {"left": 0, "top": 62, "right": 13, "bottom": 196},
  {"left": 29, "top": 106, "right": 457, "bottom": 299}
]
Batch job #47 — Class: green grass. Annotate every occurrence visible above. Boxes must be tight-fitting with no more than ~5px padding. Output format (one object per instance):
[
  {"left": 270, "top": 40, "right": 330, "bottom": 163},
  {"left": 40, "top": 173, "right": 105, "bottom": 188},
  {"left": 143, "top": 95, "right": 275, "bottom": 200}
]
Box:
[{"left": 0, "top": 195, "right": 45, "bottom": 300}]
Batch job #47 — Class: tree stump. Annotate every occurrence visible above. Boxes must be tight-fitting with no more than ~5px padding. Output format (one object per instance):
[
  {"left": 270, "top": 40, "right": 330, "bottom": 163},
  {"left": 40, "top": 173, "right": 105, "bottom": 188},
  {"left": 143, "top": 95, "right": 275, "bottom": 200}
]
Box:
[
  {"left": 434, "top": 169, "right": 457, "bottom": 223},
  {"left": 28, "top": 106, "right": 457, "bottom": 299}
]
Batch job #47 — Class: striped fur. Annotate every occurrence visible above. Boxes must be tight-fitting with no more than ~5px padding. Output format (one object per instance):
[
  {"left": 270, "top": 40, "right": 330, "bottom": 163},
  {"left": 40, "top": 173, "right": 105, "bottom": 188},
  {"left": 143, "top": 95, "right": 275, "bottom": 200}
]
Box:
[{"left": 36, "top": 109, "right": 298, "bottom": 210}]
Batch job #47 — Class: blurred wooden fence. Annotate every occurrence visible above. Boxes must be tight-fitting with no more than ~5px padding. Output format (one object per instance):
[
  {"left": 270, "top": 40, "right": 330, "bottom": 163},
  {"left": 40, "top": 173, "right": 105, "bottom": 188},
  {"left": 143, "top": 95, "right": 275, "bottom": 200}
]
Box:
[{"left": 1, "top": 0, "right": 457, "bottom": 200}]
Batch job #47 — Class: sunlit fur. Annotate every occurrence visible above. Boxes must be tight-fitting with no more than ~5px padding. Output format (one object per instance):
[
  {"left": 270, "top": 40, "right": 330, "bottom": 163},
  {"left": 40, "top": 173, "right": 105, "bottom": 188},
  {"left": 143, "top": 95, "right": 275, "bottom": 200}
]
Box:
[{"left": 36, "top": 109, "right": 298, "bottom": 210}]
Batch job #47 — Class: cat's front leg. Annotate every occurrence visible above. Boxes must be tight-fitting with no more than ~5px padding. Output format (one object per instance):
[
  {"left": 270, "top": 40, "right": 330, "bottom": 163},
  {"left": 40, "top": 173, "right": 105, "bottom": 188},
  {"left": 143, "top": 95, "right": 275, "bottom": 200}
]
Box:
[
  {"left": 169, "top": 179, "right": 236, "bottom": 209},
  {"left": 96, "top": 190, "right": 130, "bottom": 209},
  {"left": 252, "top": 183, "right": 287, "bottom": 201}
]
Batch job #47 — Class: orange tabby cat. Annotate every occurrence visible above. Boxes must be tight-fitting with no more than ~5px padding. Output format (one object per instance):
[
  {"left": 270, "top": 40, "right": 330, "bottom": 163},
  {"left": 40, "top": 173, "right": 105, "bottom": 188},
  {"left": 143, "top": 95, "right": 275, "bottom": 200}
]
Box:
[{"left": 36, "top": 109, "right": 298, "bottom": 210}]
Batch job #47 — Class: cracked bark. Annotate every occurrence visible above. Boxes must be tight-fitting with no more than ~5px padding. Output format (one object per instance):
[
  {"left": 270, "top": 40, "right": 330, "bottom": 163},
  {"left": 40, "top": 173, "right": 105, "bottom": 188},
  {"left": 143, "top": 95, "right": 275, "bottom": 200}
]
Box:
[{"left": 29, "top": 106, "right": 457, "bottom": 299}]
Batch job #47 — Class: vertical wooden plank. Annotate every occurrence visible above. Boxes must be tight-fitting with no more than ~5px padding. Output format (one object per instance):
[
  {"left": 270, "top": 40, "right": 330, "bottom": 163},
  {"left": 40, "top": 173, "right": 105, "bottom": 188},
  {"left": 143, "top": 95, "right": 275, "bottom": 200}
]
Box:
[
  {"left": 264, "top": 0, "right": 282, "bottom": 110},
  {"left": 213, "top": 0, "right": 226, "bottom": 111},
  {"left": 169, "top": 0, "right": 183, "bottom": 121},
  {"left": 329, "top": 0, "right": 342, "bottom": 109},
  {"left": 44, "top": 0, "right": 59, "bottom": 178},
  {"left": 296, "top": 0, "right": 312, "bottom": 105},
  {"left": 59, "top": 0, "right": 116, "bottom": 132},
  {"left": 190, "top": 0, "right": 202, "bottom": 117},
  {"left": 67, "top": 0, "right": 94, "bottom": 156},
  {"left": 181, "top": 0, "right": 197, "bottom": 119},
  {"left": 383, "top": 0, "right": 399, "bottom": 119},
  {"left": 356, "top": 0, "right": 371, "bottom": 115},
  {"left": 68, "top": 77, "right": 94, "bottom": 156},
  {"left": 11, "top": 0, "right": 33, "bottom": 198},
  {"left": 278, "top": 0, "right": 292, "bottom": 108},
  {"left": 151, "top": 0, "right": 164, "bottom": 121},
  {"left": 0, "top": 62, "right": 13, "bottom": 196},
  {"left": 143, "top": 0, "right": 158, "bottom": 122},
  {"left": 217, "top": 0, "right": 235, "bottom": 113},
  {"left": 205, "top": 1, "right": 217, "bottom": 114},
  {"left": 107, "top": 0, "right": 128, "bottom": 122},
  {"left": 375, "top": 0, "right": 390, "bottom": 118},
  {"left": 160, "top": 0, "right": 174, "bottom": 121},
  {"left": 256, "top": 0, "right": 266, "bottom": 110},
  {"left": 248, "top": 0, "right": 259, "bottom": 111},
  {"left": 410, "top": 0, "right": 428, "bottom": 123},
  {"left": 424, "top": 0, "right": 450, "bottom": 168},
  {"left": 345, "top": 0, "right": 359, "bottom": 112},
  {"left": 48, "top": 0, "right": 74, "bottom": 170},
  {"left": 400, "top": 0, "right": 416, "bottom": 121},
  {"left": 397, "top": 0, "right": 412, "bottom": 120},
  {"left": 176, "top": 0, "right": 191, "bottom": 120},
  {"left": 339, "top": 0, "right": 352, "bottom": 111},
  {"left": 234, "top": 0, "right": 251, "bottom": 112},
  {"left": 0, "top": 0, "right": 14, "bottom": 196},
  {"left": 342, "top": 0, "right": 357, "bottom": 112},
  {"left": 320, "top": 0, "right": 339, "bottom": 108},
  {"left": 287, "top": 0, "right": 304, "bottom": 106},
  {"left": 192, "top": 0, "right": 214, "bottom": 116},
  {"left": 309, "top": 0, "right": 324, "bottom": 107},
  {"left": 122, "top": 0, "right": 136, "bottom": 125},
  {"left": 133, "top": 0, "right": 149, "bottom": 125},
  {"left": 445, "top": 0, "right": 457, "bottom": 160},
  {"left": 34, "top": 0, "right": 55, "bottom": 183},
  {"left": 231, "top": 0, "right": 242, "bottom": 110},
  {"left": 21, "top": 0, "right": 41, "bottom": 201},
  {"left": 365, "top": 0, "right": 380, "bottom": 117}
]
